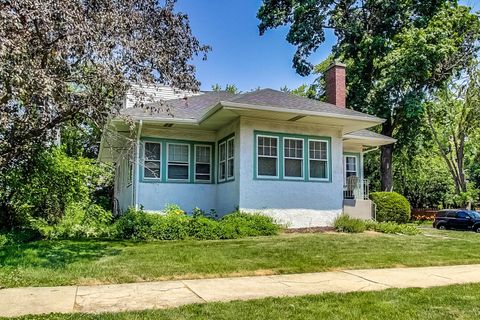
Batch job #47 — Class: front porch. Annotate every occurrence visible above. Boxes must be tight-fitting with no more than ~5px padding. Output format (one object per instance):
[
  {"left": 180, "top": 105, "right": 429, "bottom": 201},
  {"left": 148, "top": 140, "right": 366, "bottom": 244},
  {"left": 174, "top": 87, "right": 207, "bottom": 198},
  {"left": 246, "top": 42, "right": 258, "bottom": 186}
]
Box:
[{"left": 343, "top": 177, "right": 375, "bottom": 220}]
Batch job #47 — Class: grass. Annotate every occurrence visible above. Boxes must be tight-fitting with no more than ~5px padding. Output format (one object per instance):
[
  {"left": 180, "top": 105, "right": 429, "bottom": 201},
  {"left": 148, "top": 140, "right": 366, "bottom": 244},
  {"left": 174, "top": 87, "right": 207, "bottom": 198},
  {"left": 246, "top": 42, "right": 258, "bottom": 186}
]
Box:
[
  {"left": 5, "top": 283, "right": 480, "bottom": 319},
  {"left": 2, "top": 228, "right": 480, "bottom": 288}
]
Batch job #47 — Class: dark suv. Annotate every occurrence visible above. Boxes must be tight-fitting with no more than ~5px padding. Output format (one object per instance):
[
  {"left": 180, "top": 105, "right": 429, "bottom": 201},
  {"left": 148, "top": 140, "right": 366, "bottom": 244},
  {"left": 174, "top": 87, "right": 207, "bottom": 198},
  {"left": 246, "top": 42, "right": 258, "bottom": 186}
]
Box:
[{"left": 433, "top": 209, "right": 480, "bottom": 232}]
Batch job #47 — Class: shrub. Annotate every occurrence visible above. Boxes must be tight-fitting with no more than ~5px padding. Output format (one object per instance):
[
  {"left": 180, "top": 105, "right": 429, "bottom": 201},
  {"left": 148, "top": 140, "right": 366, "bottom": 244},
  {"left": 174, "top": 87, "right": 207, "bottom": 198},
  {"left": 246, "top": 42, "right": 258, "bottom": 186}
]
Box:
[
  {"left": 370, "top": 192, "right": 411, "bottom": 223},
  {"left": 113, "top": 208, "right": 280, "bottom": 240},
  {"left": 365, "top": 221, "right": 420, "bottom": 235},
  {"left": 220, "top": 212, "right": 280, "bottom": 238},
  {"left": 41, "top": 203, "right": 113, "bottom": 240},
  {"left": 334, "top": 214, "right": 366, "bottom": 233}
]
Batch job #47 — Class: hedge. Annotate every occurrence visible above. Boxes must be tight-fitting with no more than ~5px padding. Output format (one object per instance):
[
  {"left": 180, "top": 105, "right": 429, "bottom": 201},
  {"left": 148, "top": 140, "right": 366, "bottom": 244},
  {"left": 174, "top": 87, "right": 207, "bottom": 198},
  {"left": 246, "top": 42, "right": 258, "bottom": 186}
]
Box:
[{"left": 370, "top": 192, "right": 411, "bottom": 223}]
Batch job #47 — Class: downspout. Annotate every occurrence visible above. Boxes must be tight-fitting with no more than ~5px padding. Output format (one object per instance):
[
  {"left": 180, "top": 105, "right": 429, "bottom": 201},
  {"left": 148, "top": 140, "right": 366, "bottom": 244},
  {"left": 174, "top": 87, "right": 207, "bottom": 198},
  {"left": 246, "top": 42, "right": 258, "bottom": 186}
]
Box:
[{"left": 134, "top": 120, "right": 143, "bottom": 210}]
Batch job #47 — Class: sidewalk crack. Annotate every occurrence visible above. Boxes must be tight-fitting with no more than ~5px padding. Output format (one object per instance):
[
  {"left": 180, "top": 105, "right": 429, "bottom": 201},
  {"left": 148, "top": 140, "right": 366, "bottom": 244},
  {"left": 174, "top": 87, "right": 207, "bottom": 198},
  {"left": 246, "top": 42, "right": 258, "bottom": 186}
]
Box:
[
  {"left": 341, "top": 271, "right": 392, "bottom": 288},
  {"left": 181, "top": 281, "right": 207, "bottom": 303}
]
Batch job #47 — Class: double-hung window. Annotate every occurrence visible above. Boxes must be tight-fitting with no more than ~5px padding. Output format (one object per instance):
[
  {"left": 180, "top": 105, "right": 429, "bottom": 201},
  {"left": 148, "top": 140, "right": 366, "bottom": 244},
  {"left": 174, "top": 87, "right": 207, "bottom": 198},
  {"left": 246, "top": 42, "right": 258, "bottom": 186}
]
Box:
[
  {"left": 257, "top": 136, "right": 278, "bottom": 177},
  {"left": 218, "top": 137, "right": 235, "bottom": 182},
  {"left": 167, "top": 143, "right": 189, "bottom": 181},
  {"left": 309, "top": 140, "right": 328, "bottom": 180},
  {"left": 218, "top": 142, "right": 227, "bottom": 182},
  {"left": 144, "top": 142, "right": 161, "bottom": 179},
  {"left": 284, "top": 138, "right": 303, "bottom": 179},
  {"left": 227, "top": 138, "right": 234, "bottom": 180},
  {"left": 195, "top": 145, "right": 212, "bottom": 182}
]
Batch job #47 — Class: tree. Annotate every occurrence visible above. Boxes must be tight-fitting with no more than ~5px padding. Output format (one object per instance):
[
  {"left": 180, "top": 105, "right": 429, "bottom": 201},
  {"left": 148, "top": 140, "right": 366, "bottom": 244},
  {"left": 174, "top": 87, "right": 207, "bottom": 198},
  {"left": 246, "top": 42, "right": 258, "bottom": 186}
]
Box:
[
  {"left": 425, "top": 64, "right": 480, "bottom": 205},
  {"left": 0, "top": 0, "right": 209, "bottom": 173},
  {"left": 257, "top": 1, "right": 480, "bottom": 191},
  {"left": 211, "top": 83, "right": 241, "bottom": 94}
]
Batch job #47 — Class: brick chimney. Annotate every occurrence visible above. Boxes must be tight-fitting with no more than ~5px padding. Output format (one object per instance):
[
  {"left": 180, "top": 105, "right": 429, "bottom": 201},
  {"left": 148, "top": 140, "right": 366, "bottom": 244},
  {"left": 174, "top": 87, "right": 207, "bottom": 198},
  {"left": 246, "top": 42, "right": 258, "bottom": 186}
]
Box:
[{"left": 325, "top": 61, "right": 346, "bottom": 108}]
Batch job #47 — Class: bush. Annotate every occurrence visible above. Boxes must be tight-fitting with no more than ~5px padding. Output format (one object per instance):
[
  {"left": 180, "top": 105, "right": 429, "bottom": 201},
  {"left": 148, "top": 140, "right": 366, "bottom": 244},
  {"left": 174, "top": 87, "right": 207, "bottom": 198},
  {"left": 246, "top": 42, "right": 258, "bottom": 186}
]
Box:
[
  {"left": 370, "top": 192, "right": 411, "bottom": 223},
  {"left": 334, "top": 214, "right": 366, "bottom": 233},
  {"left": 113, "top": 208, "right": 280, "bottom": 241},
  {"left": 365, "top": 221, "right": 420, "bottom": 235},
  {"left": 220, "top": 212, "right": 280, "bottom": 238}
]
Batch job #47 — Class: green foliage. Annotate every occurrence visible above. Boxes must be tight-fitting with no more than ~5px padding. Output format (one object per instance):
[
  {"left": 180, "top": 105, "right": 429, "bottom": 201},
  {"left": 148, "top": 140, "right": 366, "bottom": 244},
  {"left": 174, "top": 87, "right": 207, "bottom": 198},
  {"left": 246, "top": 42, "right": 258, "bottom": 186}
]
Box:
[
  {"left": 113, "top": 208, "right": 280, "bottom": 241},
  {"left": 0, "top": 147, "right": 113, "bottom": 228},
  {"left": 163, "top": 203, "right": 186, "bottom": 216},
  {"left": 219, "top": 212, "right": 280, "bottom": 238},
  {"left": 334, "top": 214, "right": 366, "bottom": 233},
  {"left": 40, "top": 203, "right": 114, "bottom": 240},
  {"left": 258, "top": 1, "right": 480, "bottom": 191},
  {"left": 370, "top": 192, "right": 411, "bottom": 223},
  {"left": 365, "top": 221, "right": 420, "bottom": 235}
]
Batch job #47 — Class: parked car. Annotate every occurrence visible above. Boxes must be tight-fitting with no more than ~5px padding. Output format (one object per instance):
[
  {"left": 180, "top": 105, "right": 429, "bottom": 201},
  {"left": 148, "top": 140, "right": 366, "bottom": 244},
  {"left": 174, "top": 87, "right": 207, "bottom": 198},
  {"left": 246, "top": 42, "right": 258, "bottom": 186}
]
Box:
[{"left": 433, "top": 209, "right": 480, "bottom": 232}]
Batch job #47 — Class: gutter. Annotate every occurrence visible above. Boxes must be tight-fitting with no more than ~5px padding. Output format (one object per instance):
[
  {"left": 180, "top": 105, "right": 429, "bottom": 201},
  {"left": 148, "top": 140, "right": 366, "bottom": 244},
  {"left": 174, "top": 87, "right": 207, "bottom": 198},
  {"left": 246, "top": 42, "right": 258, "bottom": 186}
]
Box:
[
  {"left": 363, "top": 146, "right": 379, "bottom": 154},
  {"left": 134, "top": 120, "right": 143, "bottom": 210}
]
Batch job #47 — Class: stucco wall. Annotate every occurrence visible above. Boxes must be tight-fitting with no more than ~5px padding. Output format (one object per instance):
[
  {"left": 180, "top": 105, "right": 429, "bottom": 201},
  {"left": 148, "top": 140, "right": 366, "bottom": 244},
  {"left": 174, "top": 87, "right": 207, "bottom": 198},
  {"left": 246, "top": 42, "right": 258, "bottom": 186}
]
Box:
[
  {"left": 215, "top": 121, "right": 240, "bottom": 216},
  {"left": 238, "top": 117, "right": 344, "bottom": 227},
  {"left": 138, "top": 183, "right": 216, "bottom": 212}
]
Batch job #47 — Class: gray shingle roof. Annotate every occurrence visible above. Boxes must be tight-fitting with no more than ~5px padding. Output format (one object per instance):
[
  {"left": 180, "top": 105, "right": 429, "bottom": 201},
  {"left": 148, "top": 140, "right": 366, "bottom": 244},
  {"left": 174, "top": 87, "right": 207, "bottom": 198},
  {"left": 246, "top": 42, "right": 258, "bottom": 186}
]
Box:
[
  {"left": 345, "top": 129, "right": 397, "bottom": 142},
  {"left": 120, "top": 88, "right": 382, "bottom": 122}
]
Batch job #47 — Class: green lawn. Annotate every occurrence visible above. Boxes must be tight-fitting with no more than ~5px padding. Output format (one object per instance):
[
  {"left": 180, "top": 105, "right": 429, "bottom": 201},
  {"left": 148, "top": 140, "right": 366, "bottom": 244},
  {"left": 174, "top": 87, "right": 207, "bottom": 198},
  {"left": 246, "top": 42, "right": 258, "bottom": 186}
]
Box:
[
  {"left": 2, "top": 228, "right": 480, "bottom": 288},
  {"left": 5, "top": 283, "right": 480, "bottom": 319}
]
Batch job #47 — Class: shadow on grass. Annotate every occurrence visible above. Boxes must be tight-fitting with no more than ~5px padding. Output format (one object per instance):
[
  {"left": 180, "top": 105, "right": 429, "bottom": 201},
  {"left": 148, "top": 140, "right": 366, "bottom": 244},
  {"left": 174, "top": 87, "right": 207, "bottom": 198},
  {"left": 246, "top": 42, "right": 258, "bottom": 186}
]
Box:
[{"left": 0, "top": 240, "right": 121, "bottom": 269}]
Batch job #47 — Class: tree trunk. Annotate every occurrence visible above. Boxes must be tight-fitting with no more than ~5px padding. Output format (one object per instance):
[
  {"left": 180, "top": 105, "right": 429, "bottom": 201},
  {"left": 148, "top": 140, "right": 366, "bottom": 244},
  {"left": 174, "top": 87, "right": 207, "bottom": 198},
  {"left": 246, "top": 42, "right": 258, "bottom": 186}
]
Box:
[
  {"left": 380, "top": 144, "right": 393, "bottom": 191},
  {"left": 380, "top": 120, "right": 394, "bottom": 191}
]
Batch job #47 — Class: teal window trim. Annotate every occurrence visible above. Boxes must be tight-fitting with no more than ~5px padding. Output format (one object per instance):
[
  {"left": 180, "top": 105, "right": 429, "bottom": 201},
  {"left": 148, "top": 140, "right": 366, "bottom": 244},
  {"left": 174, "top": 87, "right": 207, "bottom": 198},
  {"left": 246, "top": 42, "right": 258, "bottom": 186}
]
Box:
[
  {"left": 307, "top": 138, "right": 330, "bottom": 182},
  {"left": 343, "top": 152, "right": 361, "bottom": 183},
  {"left": 254, "top": 130, "right": 332, "bottom": 183},
  {"left": 142, "top": 140, "right": 162, "bottom": 181},
  {"left": 217, "top": 133, "right": 235, "bottom": 184},
  {"left": 283, "top": 136, "right": 305, "bottom": 180},
  {"left": 256, "top": 133, "right": 280, "bottom": 179},
  {"left": 194, "top": 144, "right": 213, "bottom": 183},
  {"left": 139, "top": 137, "right": 215, "bottom": 184},
  {"left": 166, "top": 142, "right": 190, "bottom": 182}
]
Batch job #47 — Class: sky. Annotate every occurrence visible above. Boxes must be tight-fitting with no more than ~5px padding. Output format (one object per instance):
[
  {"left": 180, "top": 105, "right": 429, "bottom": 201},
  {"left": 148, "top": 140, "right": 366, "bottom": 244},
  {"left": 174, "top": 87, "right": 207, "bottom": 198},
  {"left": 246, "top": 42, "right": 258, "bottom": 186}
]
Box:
[{"left": 175, "top": 0, "right": 480, "bottom": 92}]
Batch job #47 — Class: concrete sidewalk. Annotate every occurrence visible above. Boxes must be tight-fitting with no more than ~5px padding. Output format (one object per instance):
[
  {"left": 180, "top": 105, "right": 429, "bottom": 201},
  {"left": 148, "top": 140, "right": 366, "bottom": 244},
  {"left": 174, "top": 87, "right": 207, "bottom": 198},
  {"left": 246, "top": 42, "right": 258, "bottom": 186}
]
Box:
[{"left": 3, "top": 264, "right": 480, "bottom": 317}]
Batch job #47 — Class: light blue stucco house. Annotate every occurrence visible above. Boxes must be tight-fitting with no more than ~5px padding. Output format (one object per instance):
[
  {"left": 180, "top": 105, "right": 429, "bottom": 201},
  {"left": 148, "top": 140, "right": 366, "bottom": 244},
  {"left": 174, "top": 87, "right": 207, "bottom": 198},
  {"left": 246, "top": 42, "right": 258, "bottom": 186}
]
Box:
[{"left": 99, "top": 63, "right": 395, "bottom": 227}]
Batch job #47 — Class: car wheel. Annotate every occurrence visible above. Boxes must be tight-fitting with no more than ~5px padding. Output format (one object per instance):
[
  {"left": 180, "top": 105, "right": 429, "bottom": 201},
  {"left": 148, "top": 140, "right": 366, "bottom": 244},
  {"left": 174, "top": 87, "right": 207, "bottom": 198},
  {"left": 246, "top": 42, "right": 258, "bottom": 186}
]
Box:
[
  {"left": 474, "top": 226, "right": 480, "bottom": 233},
  {"left": 437, "top": 224, "right": 446, "bottom": 230}
]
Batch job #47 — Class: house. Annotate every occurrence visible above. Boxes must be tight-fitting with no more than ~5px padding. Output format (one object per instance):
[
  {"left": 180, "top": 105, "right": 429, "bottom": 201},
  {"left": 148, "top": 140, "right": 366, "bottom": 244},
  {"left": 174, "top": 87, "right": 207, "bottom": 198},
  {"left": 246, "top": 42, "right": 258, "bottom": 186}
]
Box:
[{"left": 98, "top": 63, "right": 396, "bottom": 228}]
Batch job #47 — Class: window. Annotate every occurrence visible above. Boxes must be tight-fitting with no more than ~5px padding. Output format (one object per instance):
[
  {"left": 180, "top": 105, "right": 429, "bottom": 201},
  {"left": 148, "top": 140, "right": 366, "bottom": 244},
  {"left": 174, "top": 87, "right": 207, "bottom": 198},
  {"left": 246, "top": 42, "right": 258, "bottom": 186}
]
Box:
[
  {"left": 195, "top": 145, "right": 212, "bottom": 182},
  {"left": 167, "top": 143, "right": 189, "bottom": 181},
  {"left": 227, "top": 138, "right": 234, "bottom": 180},
  {"left": 457, "top": 211, "right": 469, "bottom": 219},
  {"left": 257, "top": 136, "right": 278, "bottom": 177},
  {"left": 218, "top": 141, "right": 226, "bottom": 182},
  {"left": 309, "top": 140, "right": 328, "bottom": 180},
  {"left": 144, "top": 142, "right": 161, "bottom": 179},
  {"left": 345, "top": 155, "right": 358, "bottom": 180},
  {"left": 284, "top": 138, "right": 303, "bottom": 178},
  {"left": 218, "top": 137, "right": 235, "bottom": 182}
]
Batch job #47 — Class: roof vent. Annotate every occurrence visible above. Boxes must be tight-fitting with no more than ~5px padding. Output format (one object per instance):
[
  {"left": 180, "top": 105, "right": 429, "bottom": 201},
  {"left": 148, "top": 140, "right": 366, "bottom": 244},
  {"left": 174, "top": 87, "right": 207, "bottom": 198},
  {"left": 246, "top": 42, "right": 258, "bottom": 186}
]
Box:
[{"left": 288, "top": 115, "right": 306, "bottom": 122}]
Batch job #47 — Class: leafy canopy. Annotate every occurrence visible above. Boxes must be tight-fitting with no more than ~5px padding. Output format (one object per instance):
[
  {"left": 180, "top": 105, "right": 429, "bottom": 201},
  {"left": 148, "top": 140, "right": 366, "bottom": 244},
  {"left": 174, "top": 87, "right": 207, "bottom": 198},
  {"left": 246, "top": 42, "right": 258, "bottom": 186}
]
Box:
[{"left": 0, "top": 0, "right": 209, "bottom": 171}]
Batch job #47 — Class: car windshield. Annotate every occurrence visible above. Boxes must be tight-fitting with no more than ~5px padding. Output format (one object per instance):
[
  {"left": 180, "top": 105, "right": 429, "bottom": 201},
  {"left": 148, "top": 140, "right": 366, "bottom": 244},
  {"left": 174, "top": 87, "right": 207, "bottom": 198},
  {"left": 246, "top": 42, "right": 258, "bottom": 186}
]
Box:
[{"left": 468, "top": 211, "right": 480, "bottom": 219}]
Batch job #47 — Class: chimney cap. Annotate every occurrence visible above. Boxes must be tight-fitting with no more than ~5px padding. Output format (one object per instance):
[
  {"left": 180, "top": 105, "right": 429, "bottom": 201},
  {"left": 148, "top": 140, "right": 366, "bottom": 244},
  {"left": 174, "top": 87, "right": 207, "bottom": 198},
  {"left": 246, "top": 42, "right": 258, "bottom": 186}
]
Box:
[{"left": 326, "top": 61, "right": 346, "bottom": 71}]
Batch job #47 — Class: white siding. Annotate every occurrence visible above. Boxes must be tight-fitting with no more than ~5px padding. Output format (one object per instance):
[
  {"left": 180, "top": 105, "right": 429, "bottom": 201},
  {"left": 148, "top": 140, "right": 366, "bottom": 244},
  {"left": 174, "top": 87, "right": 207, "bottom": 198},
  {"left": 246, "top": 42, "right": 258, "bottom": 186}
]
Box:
[{"left": 124, "top": 85, "right": 202, "bottom": 109}]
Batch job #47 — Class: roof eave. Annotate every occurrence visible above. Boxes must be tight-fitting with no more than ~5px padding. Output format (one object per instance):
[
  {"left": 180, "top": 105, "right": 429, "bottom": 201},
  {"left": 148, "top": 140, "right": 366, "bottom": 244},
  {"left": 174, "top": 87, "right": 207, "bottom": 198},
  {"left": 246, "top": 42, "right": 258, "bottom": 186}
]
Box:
[{"left": 219, "top": 101, "right": 385, "bottom": 124}]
